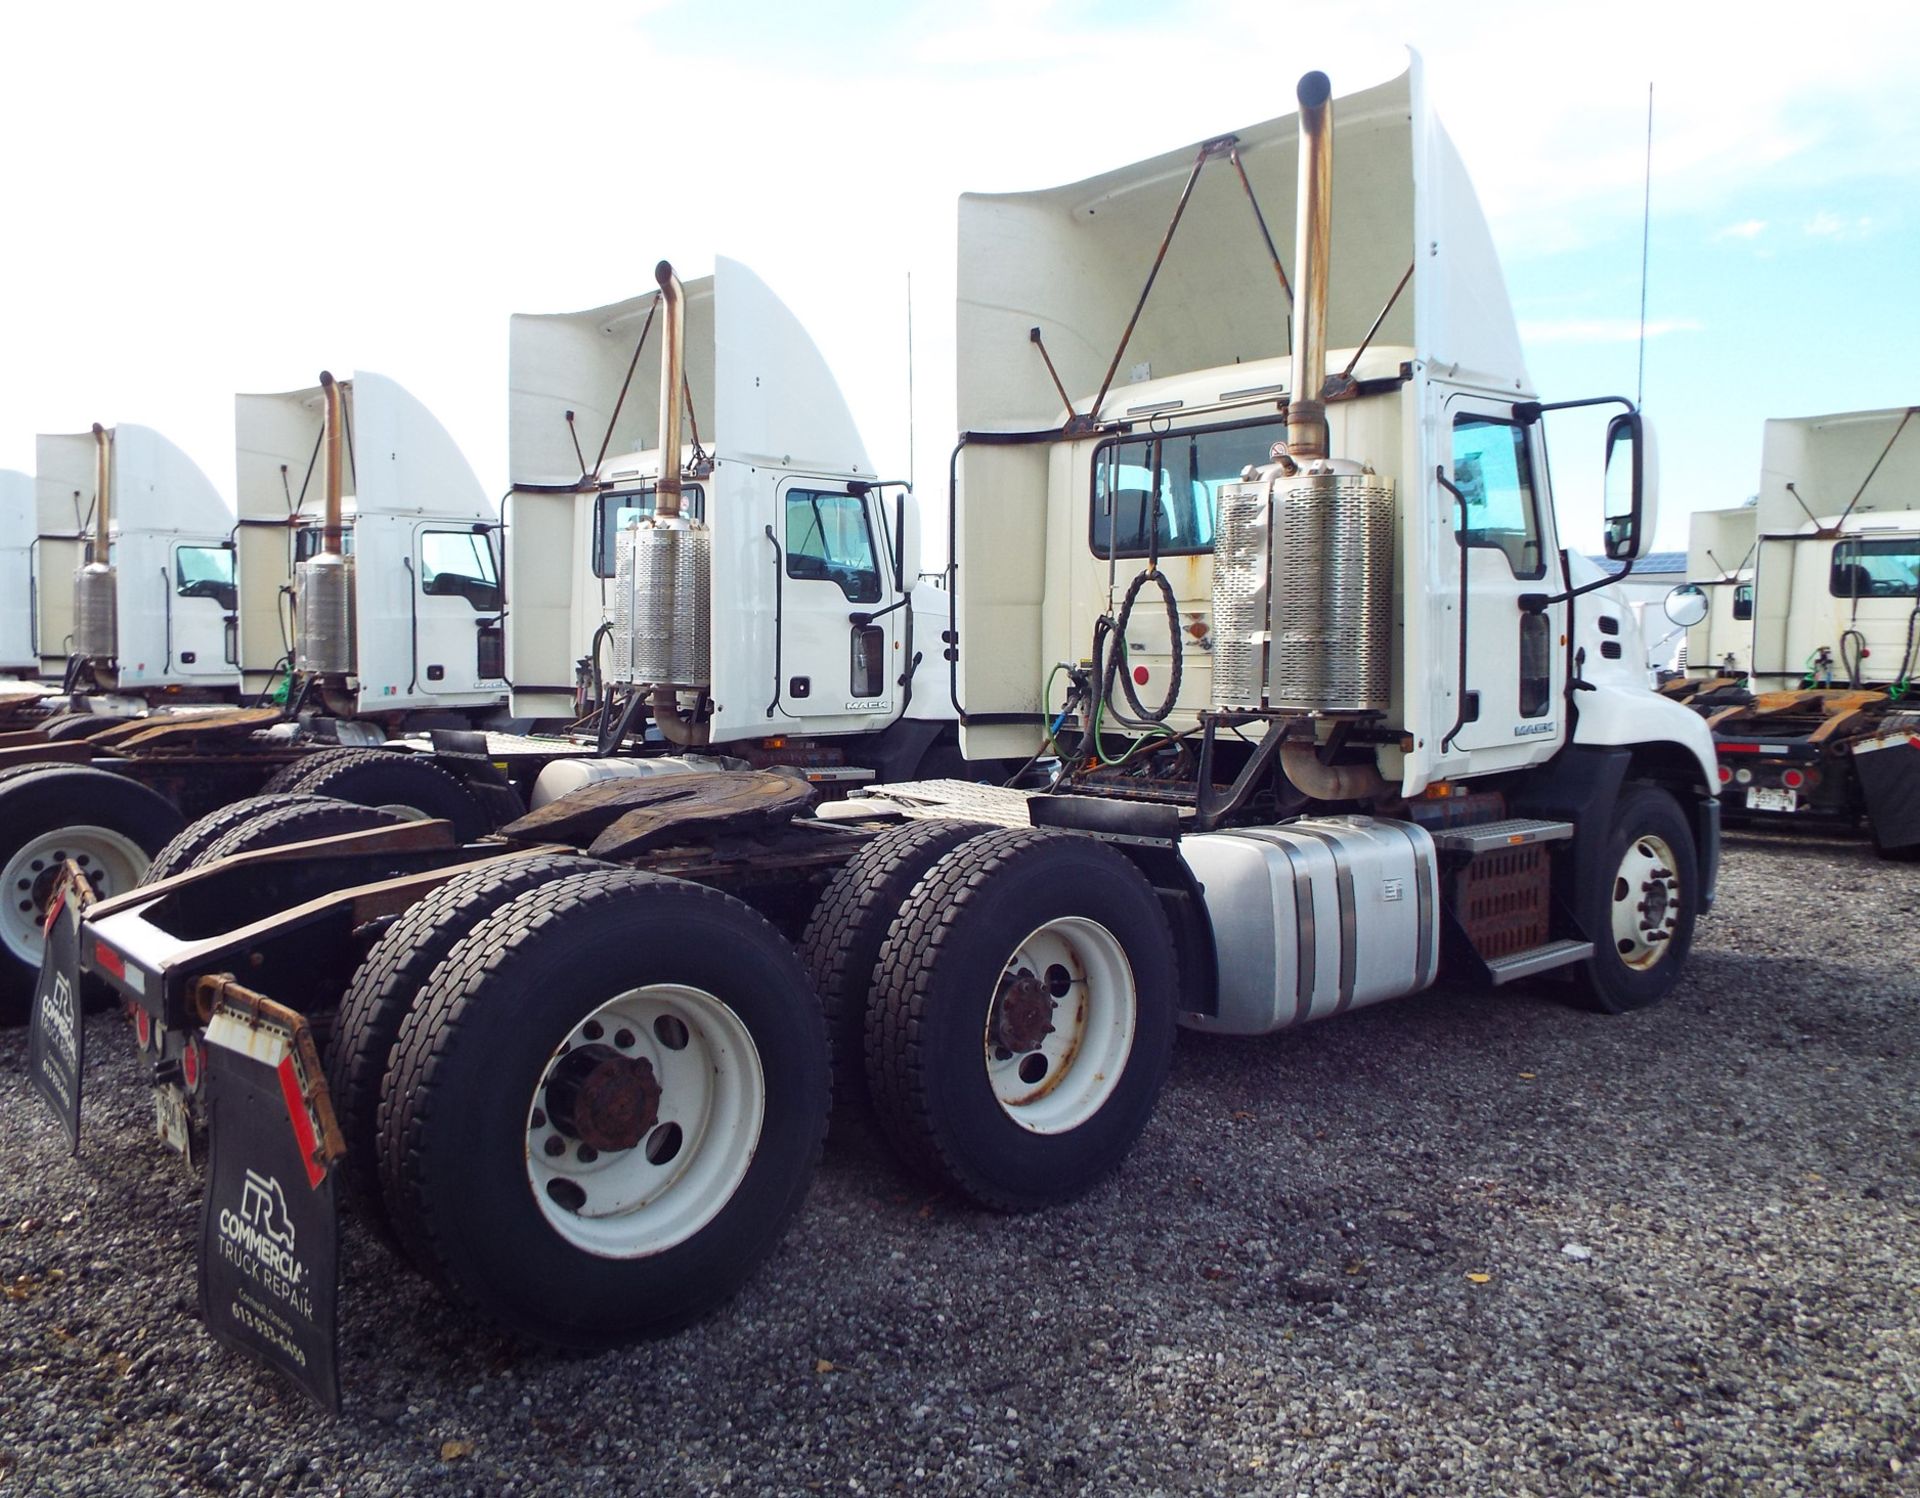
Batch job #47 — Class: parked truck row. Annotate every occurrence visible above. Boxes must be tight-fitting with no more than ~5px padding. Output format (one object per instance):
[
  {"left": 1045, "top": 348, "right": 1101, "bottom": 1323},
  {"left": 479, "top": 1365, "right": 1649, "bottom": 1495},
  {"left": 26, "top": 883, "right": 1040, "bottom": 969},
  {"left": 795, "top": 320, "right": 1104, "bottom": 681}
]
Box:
[
  {"left": 1667, "top": 405, "right": 1920, "bottom": 855},
  {"left": 23, "top": 61, "right": 1721, "bottom": 1408}
]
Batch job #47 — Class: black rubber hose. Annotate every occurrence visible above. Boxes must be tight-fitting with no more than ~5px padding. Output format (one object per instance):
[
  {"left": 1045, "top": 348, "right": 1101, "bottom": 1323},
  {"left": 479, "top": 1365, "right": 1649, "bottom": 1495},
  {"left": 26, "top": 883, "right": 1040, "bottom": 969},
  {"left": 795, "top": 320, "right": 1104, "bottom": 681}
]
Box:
[{"left": 1116, "top": 567, "right": 1182, "bottom": 722}]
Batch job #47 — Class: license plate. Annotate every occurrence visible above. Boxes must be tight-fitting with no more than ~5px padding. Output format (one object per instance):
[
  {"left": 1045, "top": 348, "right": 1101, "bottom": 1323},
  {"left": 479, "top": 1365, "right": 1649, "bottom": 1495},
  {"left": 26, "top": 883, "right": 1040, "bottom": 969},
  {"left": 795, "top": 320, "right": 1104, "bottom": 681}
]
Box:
[{"left": 1745, "top": 785, "right": 1798, "bottom": 813}]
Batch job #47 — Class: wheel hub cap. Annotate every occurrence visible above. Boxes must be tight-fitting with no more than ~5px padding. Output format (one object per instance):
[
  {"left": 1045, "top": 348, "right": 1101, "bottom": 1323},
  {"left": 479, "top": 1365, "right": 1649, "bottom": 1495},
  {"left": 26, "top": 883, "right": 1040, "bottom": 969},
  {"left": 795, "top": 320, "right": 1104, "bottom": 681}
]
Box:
[
  {"left": 1611, "top": 834, "right": 1681, "bottom": 972},
  {"left": 993, "top": 972, "right": 1057, "bottom": 1054},
  {"left": 544, "top": 1045, "right": 662, "bottom": 1153}
]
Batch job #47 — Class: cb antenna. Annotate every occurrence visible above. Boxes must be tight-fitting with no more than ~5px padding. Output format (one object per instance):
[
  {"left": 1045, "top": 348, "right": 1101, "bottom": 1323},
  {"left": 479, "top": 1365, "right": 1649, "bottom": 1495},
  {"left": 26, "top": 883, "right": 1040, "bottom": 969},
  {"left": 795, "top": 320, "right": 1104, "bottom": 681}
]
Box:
[
  {"left": 905, "top": 271, "right": 915, "bottom": 487},
  {"left": 1635, "top": 81, "right": 1654, "bottom": 408}
]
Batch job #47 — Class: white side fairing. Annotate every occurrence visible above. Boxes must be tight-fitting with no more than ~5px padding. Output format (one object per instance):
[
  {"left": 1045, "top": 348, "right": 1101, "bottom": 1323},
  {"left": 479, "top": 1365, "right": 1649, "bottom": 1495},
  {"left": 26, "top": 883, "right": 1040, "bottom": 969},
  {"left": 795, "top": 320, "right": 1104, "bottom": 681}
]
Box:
[
  {"left": 35, "top": 426, "right": 239, "bottom": 689},
  {"left": 1757, "top": 407, "right": 1918, "bottom": 536},
  {"left": 236, "top": 373, "right": 503, "bottom": 711},
  {"left": 0, "top": 471, "right": 34, "bottom": 671}
]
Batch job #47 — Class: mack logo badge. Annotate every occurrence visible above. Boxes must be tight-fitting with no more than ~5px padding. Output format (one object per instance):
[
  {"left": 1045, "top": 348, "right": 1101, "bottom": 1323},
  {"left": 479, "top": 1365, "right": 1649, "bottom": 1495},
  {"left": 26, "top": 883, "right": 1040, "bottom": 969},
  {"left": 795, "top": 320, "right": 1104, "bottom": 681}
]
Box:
[{"left": 1513, "top": 721, "right": 1557, "bottom": 738}]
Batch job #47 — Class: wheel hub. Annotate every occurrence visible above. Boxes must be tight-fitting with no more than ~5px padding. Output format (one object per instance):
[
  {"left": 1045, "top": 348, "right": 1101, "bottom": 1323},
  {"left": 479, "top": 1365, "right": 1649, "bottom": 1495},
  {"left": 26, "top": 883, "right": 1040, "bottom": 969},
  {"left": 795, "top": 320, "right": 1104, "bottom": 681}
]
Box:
[
  {"left": 1611, "top": 834, "right": 1681, "bottom": 971},
  {"left": 992, "top": 971, "right": 1056, "bottom": 1054},
  {"left": 544, "top": 1044, "right": 662, "bottom": 1153}
]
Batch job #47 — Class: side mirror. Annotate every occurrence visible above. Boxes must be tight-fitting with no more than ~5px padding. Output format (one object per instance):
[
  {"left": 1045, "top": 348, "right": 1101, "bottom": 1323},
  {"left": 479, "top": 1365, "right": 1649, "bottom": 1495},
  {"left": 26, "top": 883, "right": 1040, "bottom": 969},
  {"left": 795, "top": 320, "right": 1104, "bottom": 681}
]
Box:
[
  {"left": 1602, "top": 411, "right": 1658, "bottom": 561},
  {"left": 1663, "top": 583, "right": 1709, "bottom": 628}
]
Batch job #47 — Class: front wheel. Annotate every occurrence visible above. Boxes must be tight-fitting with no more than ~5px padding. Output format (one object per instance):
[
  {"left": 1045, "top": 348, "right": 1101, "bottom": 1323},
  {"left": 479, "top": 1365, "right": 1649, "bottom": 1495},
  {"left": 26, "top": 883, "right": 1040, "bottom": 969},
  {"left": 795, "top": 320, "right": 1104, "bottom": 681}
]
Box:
[
  {"left": 1576, "top": 784, "right": 1700, "bottom": 1014},
  {"left": 866, "top": 828, "right": 1177, "bottom": 1211},
  {"left": 376, "top": 870, "right": 828, "bottom": 1347}
]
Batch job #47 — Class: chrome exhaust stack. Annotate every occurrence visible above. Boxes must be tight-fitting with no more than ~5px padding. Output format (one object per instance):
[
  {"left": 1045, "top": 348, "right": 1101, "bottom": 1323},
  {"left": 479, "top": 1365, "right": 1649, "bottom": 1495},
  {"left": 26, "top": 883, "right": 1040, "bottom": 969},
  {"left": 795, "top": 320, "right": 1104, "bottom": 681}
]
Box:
[
  {"left": 295, "top": 372, "right": 357, "bottom": 678},
  {"left": 1286, "top": 71, "right": 1333, "bottom": 464},
  {"left": 73, "top": 423, "right": 118, "bottom": 664},
  {"left": 611, "top": 261, "right": 711, "bottom": 741},
  {"left": 1212, "top": 70, "right": 1397, "bottom": 792}
]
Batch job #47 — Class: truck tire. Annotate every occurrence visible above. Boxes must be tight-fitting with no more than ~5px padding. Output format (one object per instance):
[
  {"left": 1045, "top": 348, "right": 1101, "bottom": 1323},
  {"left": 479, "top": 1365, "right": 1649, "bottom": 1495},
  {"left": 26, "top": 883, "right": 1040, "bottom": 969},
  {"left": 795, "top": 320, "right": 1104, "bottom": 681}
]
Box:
[
  {"left": 329, "top": 851, "right": 607, "bottom": 1242},
  {"left": 866, "top": 827, "right": 1177, "bottom": 1212},
  {"left": 798, "top": 817, "right": 992, "bottom": 1119},
  {"left": 0, "top": 765, "right": 184, "bottom": 1023},
  {"left": 1575, "top": 784, "right": 1699, "bottom": 1014},
  {"left": 40, "top": 712, "right": 133, "bottom": 741},
  {"left": 376, "top": 870, "right": 829, "bottom": 1347},
  {"left": 198, "top": 797, "right": 407, "bottom": 865},
  {"left": 262, "top": 748, "right": 488, "bottom": 840},
  {"left": 140, "top": 794, "right": 341, "bottom": 885}
]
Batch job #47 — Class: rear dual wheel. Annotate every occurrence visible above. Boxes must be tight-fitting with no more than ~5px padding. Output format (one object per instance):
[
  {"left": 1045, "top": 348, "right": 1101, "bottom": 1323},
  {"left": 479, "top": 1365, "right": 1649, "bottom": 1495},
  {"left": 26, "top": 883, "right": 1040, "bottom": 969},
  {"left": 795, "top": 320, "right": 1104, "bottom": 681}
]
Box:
[
  {"left": 376, "top": 870, "right": 828, "bottom": 1347},
  {"left": 865, "top": 828, "right": 1177, "bottom": 1212}
]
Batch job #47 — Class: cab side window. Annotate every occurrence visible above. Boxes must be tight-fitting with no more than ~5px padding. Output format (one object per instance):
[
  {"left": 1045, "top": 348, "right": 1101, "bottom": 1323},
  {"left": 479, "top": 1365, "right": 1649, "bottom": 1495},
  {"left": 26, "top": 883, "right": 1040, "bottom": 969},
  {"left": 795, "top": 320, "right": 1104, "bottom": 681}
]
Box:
[
  {"left": 1451, "top": 416, "right": 1545, "bottom": 580},
  {"left": 175, "top": 545, "right": 236, "bottom": 611},
  {"left": 420, "top": 530, "right": 501, "bottom": 611},
  {"left": 785, "top": 490, "right": 880, "bottom": 603}
]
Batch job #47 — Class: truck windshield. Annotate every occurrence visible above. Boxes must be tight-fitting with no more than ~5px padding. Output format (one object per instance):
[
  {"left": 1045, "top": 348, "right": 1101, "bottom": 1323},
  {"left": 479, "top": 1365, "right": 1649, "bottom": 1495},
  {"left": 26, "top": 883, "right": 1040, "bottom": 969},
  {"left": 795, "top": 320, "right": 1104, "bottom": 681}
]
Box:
[
  {"left": 1830, "top": 538, "right": 1920, "bottom": 599},
  {"left": 1090, "top": 418, "right": 1284, "bottom": 560},
  {"left": 593, "top": 486, "right": 706, "bottom": 577}
]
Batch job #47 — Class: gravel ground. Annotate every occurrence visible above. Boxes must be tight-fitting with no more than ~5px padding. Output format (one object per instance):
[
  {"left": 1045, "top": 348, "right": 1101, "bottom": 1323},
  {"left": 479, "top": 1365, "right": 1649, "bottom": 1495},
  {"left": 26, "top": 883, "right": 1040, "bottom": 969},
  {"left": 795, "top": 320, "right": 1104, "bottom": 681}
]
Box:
[{"left": 2, "top": 829, "right": 1917, "bottom": 1497}]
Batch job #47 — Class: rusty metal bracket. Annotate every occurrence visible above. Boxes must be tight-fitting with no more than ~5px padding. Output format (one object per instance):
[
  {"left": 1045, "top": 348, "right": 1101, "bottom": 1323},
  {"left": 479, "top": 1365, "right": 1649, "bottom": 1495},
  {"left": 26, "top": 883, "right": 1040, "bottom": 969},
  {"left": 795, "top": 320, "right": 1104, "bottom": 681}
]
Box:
[{"left": 197, "top": 976, "right": 347, "bottom": 1171}]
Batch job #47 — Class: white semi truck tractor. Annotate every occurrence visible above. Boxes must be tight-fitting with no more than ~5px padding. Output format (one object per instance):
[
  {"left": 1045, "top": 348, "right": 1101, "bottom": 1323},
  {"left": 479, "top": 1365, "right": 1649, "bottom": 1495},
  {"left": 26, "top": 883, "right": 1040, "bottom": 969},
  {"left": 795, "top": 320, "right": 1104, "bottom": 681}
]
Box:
[
  {"left": 1672, "top": 502, "right": 1759, "bottom": 682},
  {"left": 30, "top": 61, "right": 1718, "bottom": 1399},
  {"left": 0, "top": 470, "right": 35, "bottom": 679},
  {"left": 506, "top": 257, "right": 965, "bottom": 794},
  {"left": 1668, "top": 406, "right": 1920, "bottom": 852},
  {"left": 0, "top": 375, "right": 518, "bottom": 1018},
  {"left": 233, "top": 370, "right": 509, "bottom": 719},
  {"left": 32, "top": 422, "right": 243, "bottom": 712}
]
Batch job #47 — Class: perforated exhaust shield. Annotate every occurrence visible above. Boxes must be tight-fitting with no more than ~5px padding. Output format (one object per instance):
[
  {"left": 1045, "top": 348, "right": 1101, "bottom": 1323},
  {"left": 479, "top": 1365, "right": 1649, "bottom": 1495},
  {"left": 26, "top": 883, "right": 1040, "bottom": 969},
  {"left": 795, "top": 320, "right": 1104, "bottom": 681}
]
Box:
[
  {"left": 613, "top": 522, "right": 711, "bottom": 689},
  {"left": 1269, "top": 468, "right": 1395, "bottom": 713},
  {"left": 1210, "top": 478, "right": 1271, "bottom": 708}
]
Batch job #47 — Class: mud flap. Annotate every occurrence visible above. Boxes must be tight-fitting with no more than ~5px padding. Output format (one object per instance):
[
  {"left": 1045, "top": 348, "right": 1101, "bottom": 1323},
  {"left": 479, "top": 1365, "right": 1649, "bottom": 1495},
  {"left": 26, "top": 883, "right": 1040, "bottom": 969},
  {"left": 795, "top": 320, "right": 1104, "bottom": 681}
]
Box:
[
  {"left": 1853, "top": 730, "right": 1920, "bottom": 853},
  {"left": 197, "top": 984, "right": 345, "bottom": 1414},
  {"left": 27, "top": 866, "right": 95, "bottom": 1153}
]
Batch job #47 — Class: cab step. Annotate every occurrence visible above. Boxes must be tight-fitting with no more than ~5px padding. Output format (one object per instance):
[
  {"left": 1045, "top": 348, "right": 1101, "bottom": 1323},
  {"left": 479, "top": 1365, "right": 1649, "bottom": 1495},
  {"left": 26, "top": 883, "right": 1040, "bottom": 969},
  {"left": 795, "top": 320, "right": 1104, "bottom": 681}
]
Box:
[
  {"left": 1484, "top": 938, "right": 1593, "bottom": 985},
  {"left": 1428, "top": 818, "right": 1574, "bottom": 855}
]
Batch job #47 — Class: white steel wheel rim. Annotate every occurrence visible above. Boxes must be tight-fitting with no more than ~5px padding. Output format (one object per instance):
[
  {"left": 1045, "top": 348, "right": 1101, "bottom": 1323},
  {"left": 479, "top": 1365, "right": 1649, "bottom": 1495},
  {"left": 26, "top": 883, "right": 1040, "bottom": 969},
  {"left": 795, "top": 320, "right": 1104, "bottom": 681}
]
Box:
[
  {"left": 1611, "top": 832, "right": 1681, "bottom": 972},
  {"left": 982, "top": 916, "right": 1137, "bottom": 1136},
  {"left": 525, "top": 983, "right": 765, "bottom": 1259},
  {"left": 2, "top": 826, "right": 148, "bottom": 966}
]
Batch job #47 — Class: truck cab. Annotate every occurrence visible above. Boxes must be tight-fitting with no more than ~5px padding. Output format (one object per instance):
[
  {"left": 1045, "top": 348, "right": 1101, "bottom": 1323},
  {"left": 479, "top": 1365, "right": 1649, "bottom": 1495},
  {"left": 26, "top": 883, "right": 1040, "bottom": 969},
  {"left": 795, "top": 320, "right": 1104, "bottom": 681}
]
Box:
[
  {"left": 233, "top": 372, "right": 508, "bottom": 719},
  {"left": 506, "top": 259, "right": 955, "bottom": 780},
  {"left": 34, "top": 424, "right": 241, "bottom": 698},
  {"left": 949, "top": 63, "right": 1714, "bottom": 814},
  {"left": 0, "top": 471, "right": 34, "bottom": 677}
]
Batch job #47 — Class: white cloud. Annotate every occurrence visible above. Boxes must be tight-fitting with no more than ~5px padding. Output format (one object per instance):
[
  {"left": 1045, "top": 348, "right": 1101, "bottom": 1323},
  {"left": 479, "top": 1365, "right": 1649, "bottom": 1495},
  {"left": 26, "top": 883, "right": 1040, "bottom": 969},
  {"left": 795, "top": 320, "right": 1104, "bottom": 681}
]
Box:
[
  {"left": 1803, "top": 210, "right": 1874, "bottom": 238},
  {"left": 1713, "top": 219, "right": 1768, "bottom": 241},
  {"left": 1519, "top": 317, "right": 1704, "bottom": 345}
]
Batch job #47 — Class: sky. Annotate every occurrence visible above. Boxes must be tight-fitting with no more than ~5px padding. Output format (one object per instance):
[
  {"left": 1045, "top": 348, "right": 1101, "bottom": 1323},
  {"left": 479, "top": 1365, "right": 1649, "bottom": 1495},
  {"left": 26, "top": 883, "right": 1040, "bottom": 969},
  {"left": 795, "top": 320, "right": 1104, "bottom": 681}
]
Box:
[{"left": 1, "top": 0, "right": 1915, "bottom": 558}]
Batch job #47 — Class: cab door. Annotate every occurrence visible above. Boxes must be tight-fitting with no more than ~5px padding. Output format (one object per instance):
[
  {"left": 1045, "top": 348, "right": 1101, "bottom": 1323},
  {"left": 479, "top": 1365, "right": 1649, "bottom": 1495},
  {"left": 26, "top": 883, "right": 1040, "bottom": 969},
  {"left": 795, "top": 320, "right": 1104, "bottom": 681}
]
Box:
[
  {"left": 413, "top": 524, "right": 504, "bottom": 694},
  {"left": 1437, "top": 392, "right": 1566, "bottom": 763},
  {"left": 169, "top": 541, "right": 237, "bottom": 679},
  {"left": 773, "top": 480, "right": 898, "bottom": 726}
]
